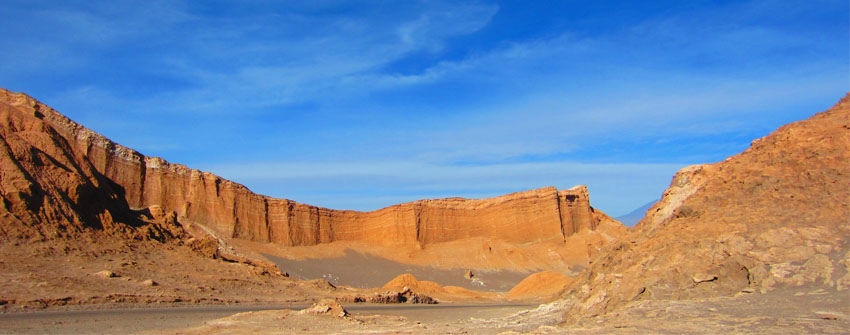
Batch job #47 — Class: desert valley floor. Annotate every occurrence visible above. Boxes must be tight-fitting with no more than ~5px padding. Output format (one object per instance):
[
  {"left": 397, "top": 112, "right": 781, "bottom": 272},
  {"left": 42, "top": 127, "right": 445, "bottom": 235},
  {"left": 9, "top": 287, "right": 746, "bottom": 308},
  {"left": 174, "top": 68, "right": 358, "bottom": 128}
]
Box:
[{"left": 0, "top": 88, "right": 848, "bottom": 334}]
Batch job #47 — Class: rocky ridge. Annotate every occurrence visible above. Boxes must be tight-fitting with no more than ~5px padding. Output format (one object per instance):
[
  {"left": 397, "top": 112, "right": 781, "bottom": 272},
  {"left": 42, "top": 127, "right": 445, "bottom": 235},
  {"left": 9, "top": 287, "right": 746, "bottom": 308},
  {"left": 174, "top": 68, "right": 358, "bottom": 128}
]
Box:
[
  {"left": 0, "top": 88, "right": 619, "bottom": 250},
  {"left": 552, "top": 93, "right": 850, "bottom": 322},
  {"left": 0, "top": 90, "right": 182, "bottom": 241}
]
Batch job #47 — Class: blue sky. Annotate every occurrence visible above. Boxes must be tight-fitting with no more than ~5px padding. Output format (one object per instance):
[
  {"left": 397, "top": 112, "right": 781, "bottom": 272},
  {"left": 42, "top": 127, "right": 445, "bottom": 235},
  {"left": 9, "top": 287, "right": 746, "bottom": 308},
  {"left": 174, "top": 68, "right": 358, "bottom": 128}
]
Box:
[{"left": 1, "top": 0, "right": 847, "bottom": 217}]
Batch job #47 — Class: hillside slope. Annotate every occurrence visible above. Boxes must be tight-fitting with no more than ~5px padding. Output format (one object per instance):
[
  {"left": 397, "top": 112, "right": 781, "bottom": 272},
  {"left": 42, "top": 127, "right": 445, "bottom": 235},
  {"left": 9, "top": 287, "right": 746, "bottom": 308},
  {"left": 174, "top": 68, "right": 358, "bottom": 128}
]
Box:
[
  {"left": 555, "top": 93, "right": 850, "bottom": 321},
  {"left": 0, "top": 90, "right": 336, "bottom": 309},
  {"left": 0, "top": 90, "right": 181, "bottom": 241}
]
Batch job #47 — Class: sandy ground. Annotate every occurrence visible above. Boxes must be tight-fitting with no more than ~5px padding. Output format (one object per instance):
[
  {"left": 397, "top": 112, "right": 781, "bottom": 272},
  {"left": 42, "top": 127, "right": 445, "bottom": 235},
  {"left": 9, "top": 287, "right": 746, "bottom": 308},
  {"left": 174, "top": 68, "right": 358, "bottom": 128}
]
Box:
[
  {"left": 0, "top": 305, "right": 305, "bottom": 334},
  {"left": 171, "top": 285, "right": 850, "bottom": 334},
  {"left": 0, "top": 232, "right": 564, "bottom": 315},
  {"left": 231, "top": 237, "right": 595, "bottom": 273},
  {"left": 2, "top": 285, "right": 845, "bottom": 334},
  {"left": 0, "top": 236, "right": 339, "bottom": 312},
  {"left": 265, "top": 250, "right": 531, "bottom": 291},
  {"left": 0, "top": 304, "right": 533, "bottom": 334}
]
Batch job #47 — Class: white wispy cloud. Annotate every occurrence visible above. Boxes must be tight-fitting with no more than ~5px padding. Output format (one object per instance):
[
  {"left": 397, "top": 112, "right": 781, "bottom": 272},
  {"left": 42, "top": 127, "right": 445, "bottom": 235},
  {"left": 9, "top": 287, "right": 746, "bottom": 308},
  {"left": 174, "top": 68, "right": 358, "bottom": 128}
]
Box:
[{"left": 2, "top": 0, "right": 844, "bottom": 216}]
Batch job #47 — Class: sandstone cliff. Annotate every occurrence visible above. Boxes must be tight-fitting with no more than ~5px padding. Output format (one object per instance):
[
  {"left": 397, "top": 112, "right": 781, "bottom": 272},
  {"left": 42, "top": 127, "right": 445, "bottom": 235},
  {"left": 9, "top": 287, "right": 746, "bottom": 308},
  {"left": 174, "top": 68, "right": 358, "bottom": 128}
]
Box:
[
  {"left": 0, "top": 88, "right": 619, "bottom": 250},
  {"left": 0, "top": 90, "right": 181, "bottom": 241},
  {"left": 556, "top": 93, "right": 850, "bottom": 321}
]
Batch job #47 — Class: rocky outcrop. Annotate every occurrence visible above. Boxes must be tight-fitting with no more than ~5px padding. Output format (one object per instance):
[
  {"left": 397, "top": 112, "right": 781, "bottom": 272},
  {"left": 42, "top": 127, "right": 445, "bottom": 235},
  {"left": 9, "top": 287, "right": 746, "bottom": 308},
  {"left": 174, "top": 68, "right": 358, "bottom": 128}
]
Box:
[
  {"left": 0, "top": 88, "right": 617, "bottom": 248},
  {"left": 340, "top": 288, "right": 438, "bottom": 304},
  {"left": 557, "top": 93, "right": 850, "bottom": 322},
  {"left": 375, "top": 273, "right": 477, "bottom": 303},
  {"left": 0, "top": 89, "right": 183, "bottom": 241},
  {"left": 302, "top": 299, "right": 350, "bottom": 317}
]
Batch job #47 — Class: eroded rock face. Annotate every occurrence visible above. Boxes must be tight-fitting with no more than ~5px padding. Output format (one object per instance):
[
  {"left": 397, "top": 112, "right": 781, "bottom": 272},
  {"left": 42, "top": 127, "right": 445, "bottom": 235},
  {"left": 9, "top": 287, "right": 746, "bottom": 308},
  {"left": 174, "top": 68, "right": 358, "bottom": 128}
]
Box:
[
  {"left": 0, "top": 88, "right": 618, "bottom": 249},
  {"left": 558, "top": 94, "right": 850, "bottom": 321},
  {"left": 0, "top": 90, "right": 182, "bottom": 242}
]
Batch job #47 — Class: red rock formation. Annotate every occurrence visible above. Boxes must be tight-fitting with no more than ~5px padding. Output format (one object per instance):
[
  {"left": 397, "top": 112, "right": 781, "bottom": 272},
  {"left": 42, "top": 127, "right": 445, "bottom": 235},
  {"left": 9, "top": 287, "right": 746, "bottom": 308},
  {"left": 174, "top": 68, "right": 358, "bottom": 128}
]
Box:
[
  {"left": 0, "top": 89, "right": 181, "bottom": 241},
  {"left": 0, "top": 88, "right": 618, "bottom": 249}
]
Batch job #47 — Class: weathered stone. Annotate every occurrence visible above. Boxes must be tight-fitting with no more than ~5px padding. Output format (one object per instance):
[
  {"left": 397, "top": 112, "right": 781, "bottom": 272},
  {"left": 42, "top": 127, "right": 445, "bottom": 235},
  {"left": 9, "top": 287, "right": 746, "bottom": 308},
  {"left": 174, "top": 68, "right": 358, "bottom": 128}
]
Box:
[
  {"left": 303, "top": 299, "right": 349, "bottom": 317},
  {"left": 0, "top": 88, "right": 622, "bottom": 253},
  {"left": 560, "top": 93, "right": 850, "bottom": 323},
  {"left": 94, "top": 270, "right": 118, "bottom": 279},
  {"left": 692, "top": 273, "right": 718, "bottom": 283},
  {"left": 188, "top": 237, "right": 219, "bottom": 259}
]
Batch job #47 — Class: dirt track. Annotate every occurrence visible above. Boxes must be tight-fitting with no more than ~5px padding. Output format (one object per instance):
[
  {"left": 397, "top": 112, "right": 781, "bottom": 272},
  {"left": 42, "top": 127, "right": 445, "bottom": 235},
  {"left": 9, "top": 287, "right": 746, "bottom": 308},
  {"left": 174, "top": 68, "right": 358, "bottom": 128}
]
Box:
[{"left": 0, "top": 304, "right": 535, "bottom": 334}]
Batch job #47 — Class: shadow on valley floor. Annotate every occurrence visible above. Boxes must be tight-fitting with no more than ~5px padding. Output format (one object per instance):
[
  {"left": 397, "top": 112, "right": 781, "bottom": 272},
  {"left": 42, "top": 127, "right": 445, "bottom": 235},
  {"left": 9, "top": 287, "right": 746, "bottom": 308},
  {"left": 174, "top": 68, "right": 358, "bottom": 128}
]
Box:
[{"left": 264, "top": 250, "right": 533, "bottom": 291}]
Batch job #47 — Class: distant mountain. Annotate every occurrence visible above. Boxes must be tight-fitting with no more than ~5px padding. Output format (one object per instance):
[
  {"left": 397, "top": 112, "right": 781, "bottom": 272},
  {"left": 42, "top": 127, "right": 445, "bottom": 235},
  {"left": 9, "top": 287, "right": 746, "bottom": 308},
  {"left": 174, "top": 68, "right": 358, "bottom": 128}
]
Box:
[{"left": 614, "top": 200, "right": 658, "bottom": 227}]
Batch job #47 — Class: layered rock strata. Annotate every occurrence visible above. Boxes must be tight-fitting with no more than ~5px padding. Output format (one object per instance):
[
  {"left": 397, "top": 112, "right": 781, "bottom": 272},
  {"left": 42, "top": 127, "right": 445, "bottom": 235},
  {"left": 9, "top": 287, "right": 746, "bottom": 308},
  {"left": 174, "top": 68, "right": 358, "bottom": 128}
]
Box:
[
  {"left": 0, "top": 90, "right": 182, "bottom": 241},
  {"left": 0, "top": 88, "right": 616, "bottom": 248}
]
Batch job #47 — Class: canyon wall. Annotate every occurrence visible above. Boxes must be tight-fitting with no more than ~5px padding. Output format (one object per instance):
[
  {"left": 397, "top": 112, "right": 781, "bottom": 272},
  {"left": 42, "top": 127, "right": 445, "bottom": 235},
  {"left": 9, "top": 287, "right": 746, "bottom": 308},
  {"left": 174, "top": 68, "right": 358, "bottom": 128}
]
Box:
[{"left": 0, "top": 88, "right": 616, "bottom": 248}]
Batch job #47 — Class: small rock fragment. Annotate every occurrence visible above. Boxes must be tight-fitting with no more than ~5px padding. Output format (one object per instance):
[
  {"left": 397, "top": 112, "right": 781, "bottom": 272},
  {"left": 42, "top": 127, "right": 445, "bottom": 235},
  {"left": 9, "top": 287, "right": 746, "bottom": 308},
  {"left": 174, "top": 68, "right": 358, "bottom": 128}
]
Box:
[
  {"left": 815, "top": 312, "right": 841, "bottom": 320},
  {"left": 692, "top": 273, "right": 717, "bottom": 283},
  {"left": 94, "top": 270, "right": 118, "bottom": 278}
]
